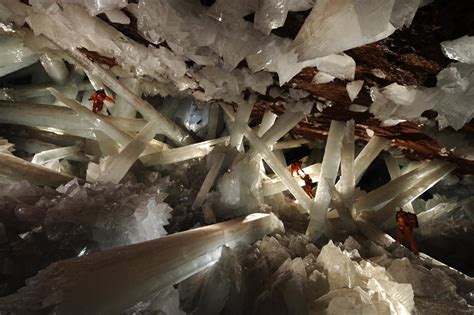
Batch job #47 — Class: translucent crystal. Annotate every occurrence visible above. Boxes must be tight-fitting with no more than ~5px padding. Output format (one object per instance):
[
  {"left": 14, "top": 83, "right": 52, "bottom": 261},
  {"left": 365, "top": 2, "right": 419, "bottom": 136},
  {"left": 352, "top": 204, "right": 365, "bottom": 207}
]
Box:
[
  {"left": 441, "top": 36, "right": 474, "bottom": 64},
  {"left": 39, "top": 53, "right": 68, "bottom": 84},
  {"left": 254, "top": 0, "right": 289, "bottom": 35},
  {"left": 390, "top": 0, "right": 421, "bottom": 29},
  {"left": 31, "top": 145, "right": 82, "bottom": 165},
  {"left": 353, "top": 136, "right": 391, "bottom": 184},
  {"left": 315, "top": 53, "right": 356, "bottom": 80},
  {"left": 307, "top": 120, "right": 345, "bottom": 239},
  {"left": 192, "top": 150, "right": 226, "bottom": 209},
  {"left": 257, "top": 110, "right": 278, "bottom": 137},
  {"left": 0, "top": 35, "right": 38, "bottom": 77},
  {"left": 346, "top": 80, "right": 364, "bottom": 102},
  {"left": 104, "top": 8, "right": 130, "bottom": 24},
  {"left": 230, "top": 98, "right": 254, "bottom": 151},
  {"left": 292, "top": 0, "right": 396, "bottom": 61}
]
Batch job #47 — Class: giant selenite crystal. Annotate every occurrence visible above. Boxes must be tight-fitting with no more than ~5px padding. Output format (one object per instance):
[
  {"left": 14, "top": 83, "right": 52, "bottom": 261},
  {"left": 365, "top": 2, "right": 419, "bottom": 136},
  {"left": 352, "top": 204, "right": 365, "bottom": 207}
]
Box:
[{"left": 292, "top": 0, "right": 397, "bottom": 61}]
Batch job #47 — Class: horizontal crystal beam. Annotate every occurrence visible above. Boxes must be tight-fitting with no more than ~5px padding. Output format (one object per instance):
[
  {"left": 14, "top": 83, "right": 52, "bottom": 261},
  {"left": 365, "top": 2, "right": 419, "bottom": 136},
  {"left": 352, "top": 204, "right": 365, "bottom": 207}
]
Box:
[
  {"left": 0, "top": 213, "right": 283, "bottom": 314},
  {"left": 363, "top": 162, "right": 455, "bottom": 225},
  {"left": 221, "top": 104, "right": 313, "bottom": 212},
  {"left": 67, "top": 48, "right": 194, "bottom": 146},
  {"left": 31, "top": 145, "right": 82, "bottom": 165},
  {"left": 0, "top": 153, "right": 73, "bottom": 186},
  {"left": 141, "top": 137, "right": 230, "bottom": 166},
  {"left": 0, "top": 101, "right": 151, "bottom": 135},
  {"left": 306, "top": 120, "right": 346, "bottom": 239}
]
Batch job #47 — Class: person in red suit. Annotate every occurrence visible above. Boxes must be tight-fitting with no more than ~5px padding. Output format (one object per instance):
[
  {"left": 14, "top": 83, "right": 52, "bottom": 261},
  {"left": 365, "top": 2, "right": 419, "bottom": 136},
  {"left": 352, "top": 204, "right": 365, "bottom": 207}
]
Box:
[
  {"left": 290, "top": 160, "right": 304, "bottom": 177},
  {"left": 396, "top": 208, "right": 419, "bottom": 255},
  {"left": 301, "top": 174, "right": 315, "bottom": 198},
  {"left": 89, "top": 89, "right": 114, "bottom": 114}
]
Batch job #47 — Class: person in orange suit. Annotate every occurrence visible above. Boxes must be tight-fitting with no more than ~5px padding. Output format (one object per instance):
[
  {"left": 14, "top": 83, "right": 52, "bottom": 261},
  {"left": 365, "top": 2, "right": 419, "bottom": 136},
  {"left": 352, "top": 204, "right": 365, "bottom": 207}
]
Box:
[
  {"left": 89, "top": 89, "right": 114, "bottom": 114},
  {"left": 301, "top": 174, "right": 315, "bottom": 198},
  {"left": 396, "top": 208, "right": 419, "bottom": 255},
  {"left": 290, "top": 160, "right": 304, "bottom": 177}
]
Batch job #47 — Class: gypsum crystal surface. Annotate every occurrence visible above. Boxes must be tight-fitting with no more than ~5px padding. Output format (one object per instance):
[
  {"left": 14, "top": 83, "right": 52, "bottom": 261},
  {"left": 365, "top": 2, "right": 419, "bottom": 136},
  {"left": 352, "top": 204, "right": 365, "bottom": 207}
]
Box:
[
  {"left": 0, "top": 213, "right": 284, "bottom": 313},
  {"left": 179, "top": 232, "right": 473, "bottom": 315}
]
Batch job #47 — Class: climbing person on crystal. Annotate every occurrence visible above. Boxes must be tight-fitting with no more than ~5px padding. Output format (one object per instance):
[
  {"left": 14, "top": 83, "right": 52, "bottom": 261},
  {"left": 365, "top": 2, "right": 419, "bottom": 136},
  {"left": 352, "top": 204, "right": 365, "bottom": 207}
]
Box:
[
  {"left": 396, "top": 208, "right": 419, "bottom": 255},
  {"left": 89, "top": 89, "right": 114, "bottom": 114},
  {"left": 290, "top": 160, "right": 305, "bottom": 177},
  {"left": 301, "top": 174, "right": 315, "bottom": 198}
]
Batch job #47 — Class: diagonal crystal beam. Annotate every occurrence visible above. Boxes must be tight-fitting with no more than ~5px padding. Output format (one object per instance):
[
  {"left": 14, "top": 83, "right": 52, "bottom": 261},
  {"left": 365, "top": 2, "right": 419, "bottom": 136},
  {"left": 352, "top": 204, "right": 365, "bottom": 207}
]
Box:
[
  {"left": 257, "top": 110, "right": 278, "bottom": 137},
  {"left": 97, "top": 120, "right": 162, "bottom": 184},
  {"left": 0, "top": 101, "right": 150, "bottom": 135},
  {"left": 205, "top": 103, "right": 220, "bottom": 140},
  {"left": 48, "top": 88, "right": 133, "bottom": 148},
  {"left": 0, "top": 213, "right": 283, "bottom": 314},
  {"left": 66, "top": 48, "right": 194, "bottom": 146},
  {"left": 384, "top": 155, "right": 415, "bottom": 213},
  {"left": 230, "top": 100, "right": 254, "bottom": 151},
  {"left": 306, "top": 120, "right": 346, "bottom": 239},
  {"left": 363, "top": 161, "right": 455, "bottom": 225},
  {"left": 0, "top": 153, "right": 73, "bottom": 186},
  {"left": 221, "top": 104, "right": 313, "bottom": 212},
  {"left": 354, "top": 159, "right": 447, "bottom": 213},
  {"left": 353, "top": 136, "right": 391, "bottom": 184},
  {"left": 192, "top": 150, "right": 226, "bottom": 209}
]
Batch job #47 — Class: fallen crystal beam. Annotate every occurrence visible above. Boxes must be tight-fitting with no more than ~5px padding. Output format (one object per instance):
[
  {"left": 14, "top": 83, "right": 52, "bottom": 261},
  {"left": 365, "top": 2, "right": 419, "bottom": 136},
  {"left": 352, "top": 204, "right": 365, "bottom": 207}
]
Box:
[
  {"left": 97, "top": 120, "right": 162, "bottom": 184},
  {"left": 31, "top": 145, "right": 82, "bottom": 165},
  {"left": 262, "top": 163, "right": 321, "bottom": 196},
  {"left": 48, "top": 88, "right": 133, "bottom": 147},
  {"left": 0, "top": 153, "right": 73, "bottom": 186},
  {"left": 353, "top": 136, "right": 391, "bottom": 184},
  {"left": 306, "top": 120, "right": 345, "bottom": 239},
  {"left": 192, "top": 150, "right": 226, "bottom": 209},
  {"left": 0, "top": 101, "right": 150, "bottom": 135},
  {"left": 141, "top": 137, "right": 230, "bottom": 166},
  {"left": 229, "top": 100, "right": 254, "bottom": 151},
  {"left": 354, "top": 160, "right": 447, "bottom": 213},
  {"left": 0, "top": 213, "right": 283, "bottom": 314},
  {"left": 221, "top": 104, "right": 313, "bottom": 211},
  {"left": 363, "top": 161, "right": 456, "bottom": 225},
  {"left": 68, "top": 49, "right": 194, "bottom": 146}
]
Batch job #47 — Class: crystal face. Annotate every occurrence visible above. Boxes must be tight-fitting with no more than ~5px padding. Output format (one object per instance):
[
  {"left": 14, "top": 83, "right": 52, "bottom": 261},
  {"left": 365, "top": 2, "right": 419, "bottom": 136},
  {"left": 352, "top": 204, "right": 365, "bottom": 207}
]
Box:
[{"left": 0, "top": 0, "right": 472, "bottom": 313}]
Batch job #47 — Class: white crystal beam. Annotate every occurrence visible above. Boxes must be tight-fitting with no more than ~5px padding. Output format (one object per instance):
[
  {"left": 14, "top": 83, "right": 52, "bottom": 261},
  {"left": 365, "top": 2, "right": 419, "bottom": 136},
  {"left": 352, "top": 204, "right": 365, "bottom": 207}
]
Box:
[
  {"left": 336, "top": 120, "right": 357, "bottom": 230},
  {"left": 257, "top": 110, "right": 278, "bottom": 137},
  {"left": 31, "top": 145, "right": 82, "bottom": 165},
  {"left": 384, "top": 155, "right": 415, "bottom": 213},
  {"left": 192, "top": 151, "right": 226, "bottom": 209},
  {"left": 39, "top": 53, "right": 69, "bottom": 84},
  {"left": 48, "top": 88, "right": 132, "bottom": 147},
  {"left": 141, "top": 137, "right": 230, "bottom": 166},
  {"left": 354, "top": 160, "right": 447, "bottom": 213},
  {"left": 262, "top": 163, "right": 321, "bottom": 196},
  {"left": 0, "top": 101, "right": 150, "bottom": 135},
  {"left": 111, "top": 77, "right": 139, "bottom": 118},
  {"left": 417, "top": 196, "right": 474, "bottom": 225},
  {"left": 68, "top": 49, "right": 194, "bottom": 146},
  {"left": 0, "top": 153, "right": 73, "bottom": 186},
  {"left": 97, "top": 120, "right": 162, "bottom": 184},
  {"left": 0, "top": 213, "right": 283, "bottom": 314},
  {"left": 221, "top": 104, "right": 313, "bottom": 211},
  {"left": 230, "top": 100, "right": 254, "bottom": 151},
  {"left": 363, "top": 162, "right": 455, "bottom": 225},
  {"left": 306, "top": 120, "right": 346, "bottom": 239},
  {"left": 353, "top": 136, "right": 391, "bottom": 184}
]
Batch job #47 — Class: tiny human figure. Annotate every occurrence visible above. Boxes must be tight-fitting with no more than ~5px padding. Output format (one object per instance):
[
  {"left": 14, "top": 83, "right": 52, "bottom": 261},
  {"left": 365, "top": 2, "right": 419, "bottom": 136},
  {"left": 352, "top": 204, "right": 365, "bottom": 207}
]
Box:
[
  {"left": 89, "top": 89, "right": 114, "bottom": 114},
  {"left": 301, "top": 174, "right": 315, "bottom": 198},
  {"left": 396, "top": 208, "right": 419, "bottom": 255},
  {"left": 290, "top": 160, "right": 305, "bottom": 177}
]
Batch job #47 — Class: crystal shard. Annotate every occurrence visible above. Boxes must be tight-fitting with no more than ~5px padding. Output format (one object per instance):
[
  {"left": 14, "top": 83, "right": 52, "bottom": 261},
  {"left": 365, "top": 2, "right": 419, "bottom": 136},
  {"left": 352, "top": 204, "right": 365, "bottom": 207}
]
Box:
[
  {"left": 292, "top": 0, "right": 396, "bottom": 61},
  {"left": 441, "top": 36, "right": 474, "bottom": 64}
]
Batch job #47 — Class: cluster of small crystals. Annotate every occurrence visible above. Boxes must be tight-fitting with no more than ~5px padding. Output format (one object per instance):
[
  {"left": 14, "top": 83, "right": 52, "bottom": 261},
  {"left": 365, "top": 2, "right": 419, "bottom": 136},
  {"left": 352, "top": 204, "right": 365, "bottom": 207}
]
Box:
[{"left": 176, "top": 234, "right": 473, "bottom": 315}]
